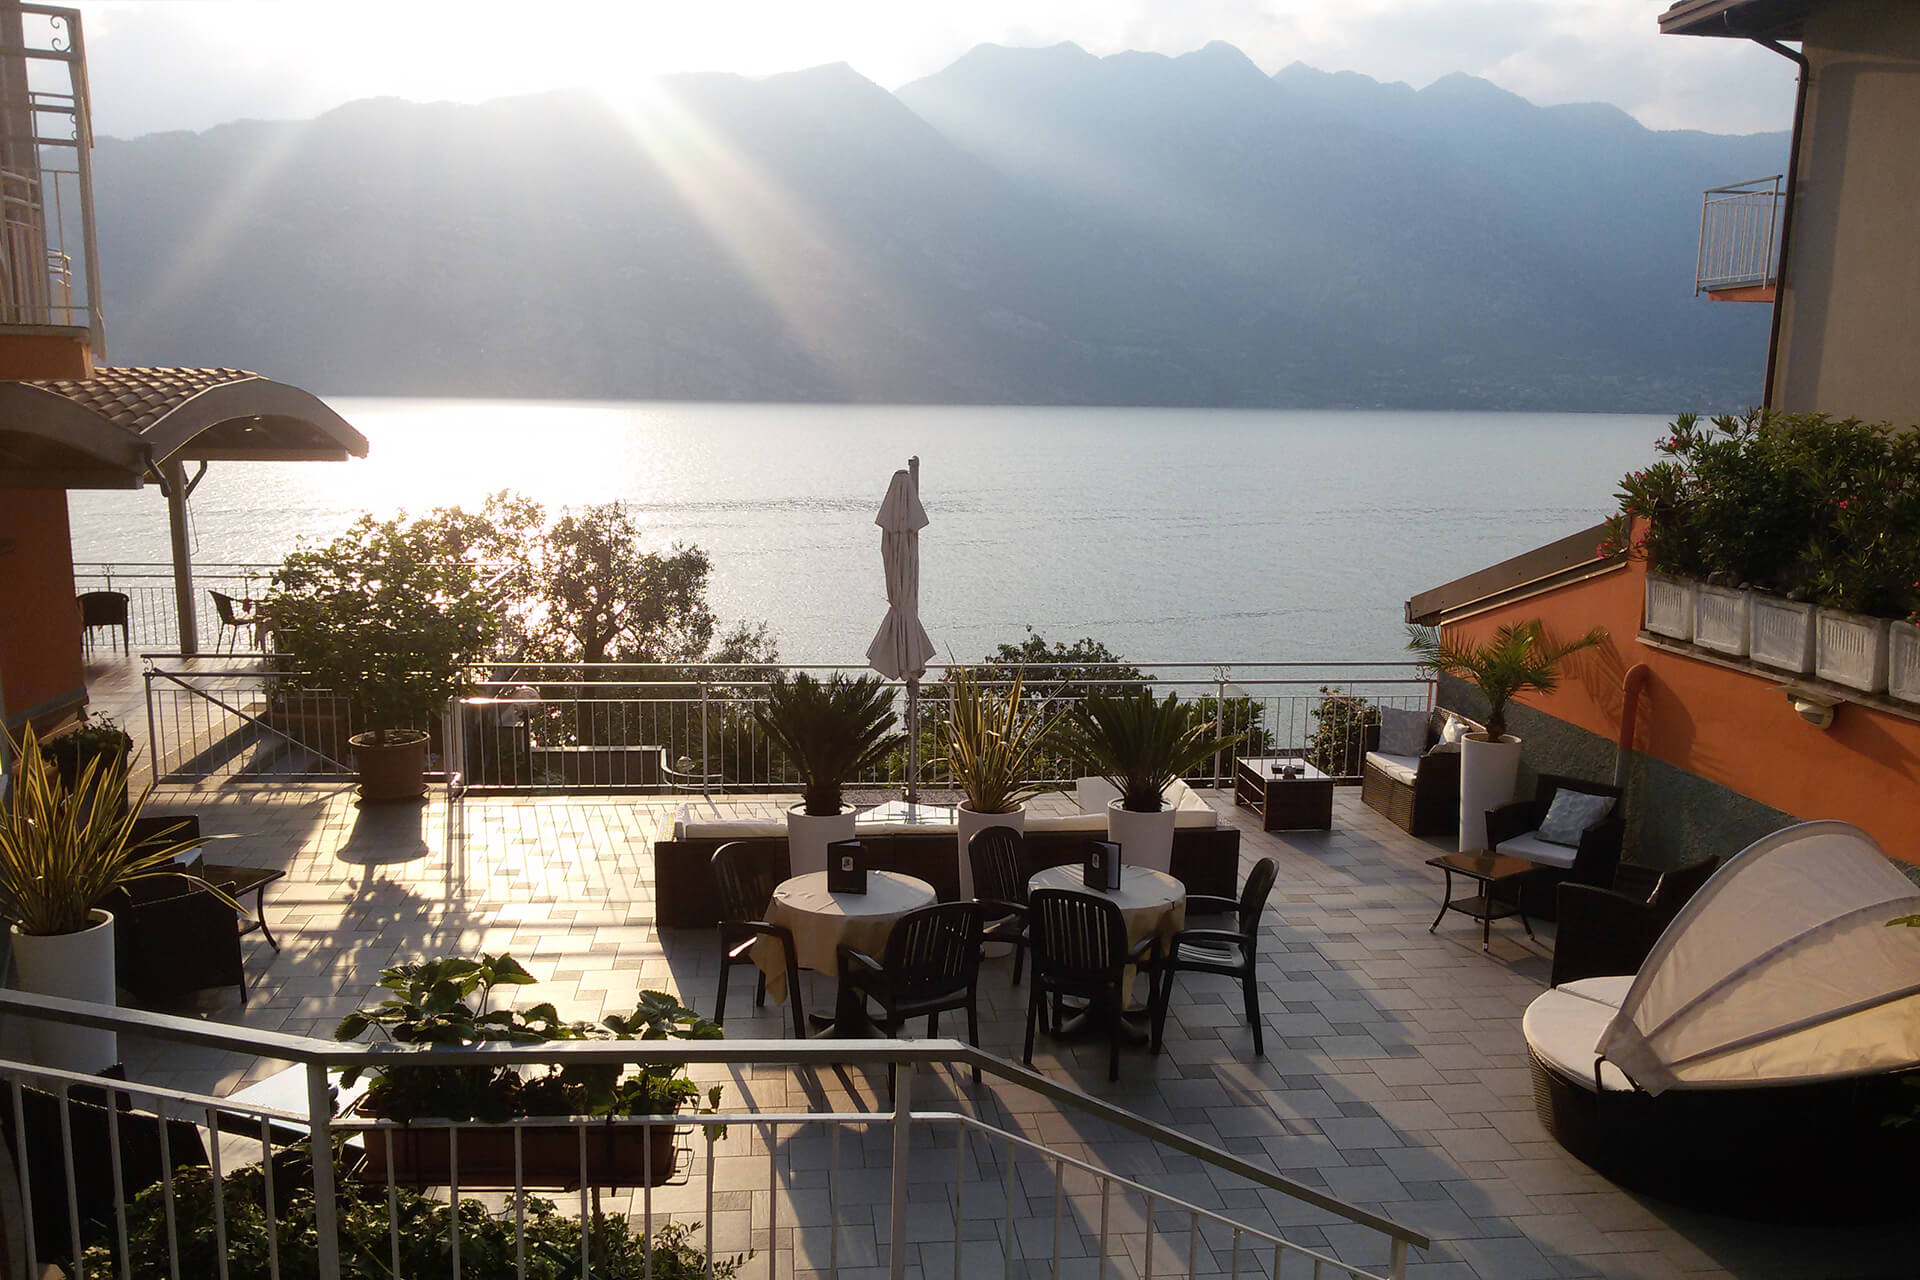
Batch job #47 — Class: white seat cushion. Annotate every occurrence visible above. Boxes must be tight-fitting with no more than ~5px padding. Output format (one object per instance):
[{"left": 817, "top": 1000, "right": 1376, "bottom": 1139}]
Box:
[
  {"left": 1497, "top": 831, "right": 1578, "bottom": 869},
  {"left": 1073, "top": 776, "right": 1219, "bottom": 827},
  {"left": 1075, "top": 776, "right": 1121, "bottom": 813},
  {"left": 1523, "top": 976, "right": 1637, "bottom": 1093},
  {"left": 1364, "top": 751, "right": 1421, "bottom": 786},
  {"left": 1026, "top": 811, "right": 1109, "bottom": 834}
]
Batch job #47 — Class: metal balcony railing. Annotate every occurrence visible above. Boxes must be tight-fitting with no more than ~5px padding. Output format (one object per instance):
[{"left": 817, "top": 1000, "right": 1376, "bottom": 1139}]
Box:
[
  {"left": 0, "top": 990, "right": 1428, "bottom": 1280},
  {"left": 1694, "top": 175, "right": 1784, "bottom": 295},
  {"left": 0, "top": 3, "right": 102, "bottom": 346}
]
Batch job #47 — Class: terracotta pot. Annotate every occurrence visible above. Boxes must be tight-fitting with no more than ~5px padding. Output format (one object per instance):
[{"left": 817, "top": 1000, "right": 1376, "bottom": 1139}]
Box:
[
  {"left": 356, "top": 1112, "right": 680, "bottom": 1188},
  {"left": 350, "top": 729, "right": 431, "bottom": 801}
]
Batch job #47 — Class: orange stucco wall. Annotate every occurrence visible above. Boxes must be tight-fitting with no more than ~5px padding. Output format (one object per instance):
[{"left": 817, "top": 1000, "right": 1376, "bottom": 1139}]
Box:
[
  {"left": 0, "top": 487, "right": 86, "bottom": 730},
  {"left": 1445, "top": 559, "right": 1920, "bottom": 864},
  {"left": 0, "top": 330, "right": 93, "bottom": 380}
]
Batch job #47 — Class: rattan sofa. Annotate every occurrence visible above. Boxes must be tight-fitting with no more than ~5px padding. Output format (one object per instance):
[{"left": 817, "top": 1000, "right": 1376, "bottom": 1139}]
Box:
[{"left": 1358, "top": 711, "right": 1477, "bottom": 837}]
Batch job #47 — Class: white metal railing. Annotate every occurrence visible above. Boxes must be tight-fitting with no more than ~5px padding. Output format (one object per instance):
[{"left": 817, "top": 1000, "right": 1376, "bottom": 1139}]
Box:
[
  {"left": 1695, "top": 175, "right": 1784, "bottom": 294},
  {"left": 137, "top": 659, "right": 1433, "bottom": 790},
  {"left": 0, "top": 990, "right": 1426, "bottom": 1279},
  {"left": 0, "top": 3, "right": 102, "bottom": 345}
]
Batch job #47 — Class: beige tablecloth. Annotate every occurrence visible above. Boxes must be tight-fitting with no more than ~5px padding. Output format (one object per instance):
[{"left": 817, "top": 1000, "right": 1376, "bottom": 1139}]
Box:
[
  {"left": 754, "top": 870, "right": 937, "bottom": 1003},
  {"left": 1027, "top": 864, "right": 1187, "bottom": 1007}
]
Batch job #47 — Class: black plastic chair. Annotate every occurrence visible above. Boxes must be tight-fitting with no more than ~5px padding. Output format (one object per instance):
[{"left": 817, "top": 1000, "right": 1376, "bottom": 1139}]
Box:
[
  {"left": 209, "top": 589, "right": 264, "bottom": 653},
  {"left": 1150, "top": 857, "right": 1278, "bottom": 1057},
  {"left": 838, "top": 901, "right": 985, "bottom": 1084},
  {"left": 1024, "top": 888, "right": 1163, "bottom": 1082},
  {"left": 76, "top": 590, "right": 130, "bottom": 655},
  {"left": 710, "top": 842, "right": 805, "bottom": 1036},
  {"left": 968, "top": 826, "right": 1030, "bottom": 984}
]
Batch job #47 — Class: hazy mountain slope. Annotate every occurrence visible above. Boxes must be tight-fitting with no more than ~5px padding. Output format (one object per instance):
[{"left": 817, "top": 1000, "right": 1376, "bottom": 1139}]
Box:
[{"left": 92, "top": 45, "right": 1783, "bottom": 410}]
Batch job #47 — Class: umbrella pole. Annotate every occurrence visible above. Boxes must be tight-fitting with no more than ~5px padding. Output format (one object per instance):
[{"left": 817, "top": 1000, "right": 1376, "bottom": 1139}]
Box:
[{"left": 905, "top": 677, "right": 919, "bottom": 806}]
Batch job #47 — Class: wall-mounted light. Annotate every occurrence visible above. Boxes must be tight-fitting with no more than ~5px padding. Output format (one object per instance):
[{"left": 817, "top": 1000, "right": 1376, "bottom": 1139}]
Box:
[{"left": 1776, "top": 683, "right": 1841, "bottom": 729}]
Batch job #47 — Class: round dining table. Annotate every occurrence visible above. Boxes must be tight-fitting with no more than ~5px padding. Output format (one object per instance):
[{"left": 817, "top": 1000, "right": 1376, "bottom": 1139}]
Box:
[
  {"left": 754, "top": 869, "right": 937, "bottom": 1004},
  {"left": 1026, "top": 864, "right": 1187, "bottom": 1011}
]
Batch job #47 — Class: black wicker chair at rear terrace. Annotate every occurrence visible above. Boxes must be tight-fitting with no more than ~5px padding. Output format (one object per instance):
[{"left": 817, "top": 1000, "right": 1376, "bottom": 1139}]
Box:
[
  {"left": 709, "top": 841, "right": 805, "bottom": 1037},
  {"left": 837, "top": 901, "right": 986, "bottom": 1084},
  {"left": 1024, "top": 889, "right": 1163, "bottom": 1083},
  {"left": 1150, "top": 857, "right": 1278, "bottom": 1057},
  {"left": 76, "top": 590, "right": 131, "bottom": 655},
  {"left": 967, "top": 826, "right": 1031, "bottom": 984}
]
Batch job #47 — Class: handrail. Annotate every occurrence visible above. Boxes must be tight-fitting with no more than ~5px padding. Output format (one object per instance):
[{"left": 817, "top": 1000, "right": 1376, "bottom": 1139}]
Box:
[{"left": 0, "top": 988, "right": 1429, "bottom": 1251}]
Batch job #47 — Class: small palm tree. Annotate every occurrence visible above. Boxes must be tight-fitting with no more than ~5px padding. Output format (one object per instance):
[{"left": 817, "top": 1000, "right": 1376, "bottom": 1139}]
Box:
[
  {"left": 1406, "top": 620, "right": 1607, "bottom": 741},
  {"left": 1058, "top": 690, "right": 1243, "bottom": 812},
  {"left": 940, "top": 665, "right": 1060, "bottom": 815},
  {"left": 753, "top": 673, "right": 903, "bottom": 816}
]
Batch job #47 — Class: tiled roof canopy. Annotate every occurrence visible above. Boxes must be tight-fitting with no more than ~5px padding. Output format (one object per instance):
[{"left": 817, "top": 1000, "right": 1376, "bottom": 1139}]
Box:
[{"left": 0, "top": 366, "right": 368, "bottom": 489}]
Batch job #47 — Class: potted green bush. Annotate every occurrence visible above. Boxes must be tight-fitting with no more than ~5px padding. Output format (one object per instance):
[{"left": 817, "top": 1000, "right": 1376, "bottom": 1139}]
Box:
[
  {"left": 1056, "top": 690, "right": 1241, "bottom": 873},
  {"left": 1406, "top": 620, "right": 1606, "bottom": 850},
  {"left": 0, "top": 727, "right": 207, "bottom": 1071},
  {"left": 336, "top": 954, "right": 722, "bottom": 1186},
  {"left": 267, "top": 512, "right": 500, "bottom": 801},
  {"left": 752, "top": 672, "right": 902, "bottom": 874},
  {"left": 940, "top": 665, "right": 1059, "bottom": 895},
  {"left": 39, "top": 713, "right": 134, "bottom": 816}
]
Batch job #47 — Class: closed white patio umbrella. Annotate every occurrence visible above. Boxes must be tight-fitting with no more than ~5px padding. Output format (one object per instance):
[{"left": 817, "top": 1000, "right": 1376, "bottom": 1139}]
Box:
[{"left": 865, "top": 457, "right": 934, "bottom": 802}]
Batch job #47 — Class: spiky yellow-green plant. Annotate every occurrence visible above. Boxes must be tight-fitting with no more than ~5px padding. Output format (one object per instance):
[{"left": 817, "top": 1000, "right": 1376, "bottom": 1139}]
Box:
[
  {"left": 0, "top": 727, "right": 211, "bottom": 936},
  {"left": 940, "top": 665, "right": 1060, "bottom": 815},
  {"left": 1406, "top": 620, "right": 1607, "bottom": 741}
]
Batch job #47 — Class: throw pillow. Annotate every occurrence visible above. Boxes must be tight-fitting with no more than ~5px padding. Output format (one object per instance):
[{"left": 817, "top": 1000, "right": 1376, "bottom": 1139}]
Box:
[
  {"left": 1439, "top": 714, "right": 1470, "bottom": 746},
  {"left": 1538, "top": 790, "right": 1615, "bottom": 847},
  {"left": 1377, "top": 706, "right": 1428, "bottom": 757}
]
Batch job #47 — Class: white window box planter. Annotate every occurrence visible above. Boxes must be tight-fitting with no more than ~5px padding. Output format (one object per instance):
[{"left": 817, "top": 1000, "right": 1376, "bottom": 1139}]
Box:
[
  {"left": 1644, "top": 572, "right": 1696, "bottom": 642},
  {"left": 1814, "top": 608, "right": 1891, "bottom": 694},
  {"left": 1749, "top": 594, "right": 1816, "bottom": 674},
  {"left": 1889, "top": 621, "right": 1920, "bottom": 705},
  {"left": 1692, "top": 583, "right": 1752, "bottom": 657}
]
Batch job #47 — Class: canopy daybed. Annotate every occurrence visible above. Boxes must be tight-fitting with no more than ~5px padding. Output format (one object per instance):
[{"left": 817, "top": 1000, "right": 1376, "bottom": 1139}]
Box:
[{"left": 1523, "top": 821, "right": 1920, "bottom": 1217}]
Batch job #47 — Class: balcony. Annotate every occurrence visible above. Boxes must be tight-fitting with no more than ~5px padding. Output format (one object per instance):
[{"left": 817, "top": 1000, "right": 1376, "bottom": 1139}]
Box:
[
  {"left": 1694, "top": 175, "right": 1785, "bottom": 302},
  {"left": 0, "top": 2, "right": 103, "bottom": 370}
]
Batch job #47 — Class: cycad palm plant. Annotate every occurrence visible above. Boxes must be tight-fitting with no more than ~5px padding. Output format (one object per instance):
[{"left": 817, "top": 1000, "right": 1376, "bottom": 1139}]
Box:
[
  {"left": 1058, "top": 690, "right": 1243, "bottom": 812},
  {"left": 940, "top": 666, "right": 1059, "bottom": 815},
  {"left": 1405, "top": 621, "right": 1607, "bottom": 741},
  {"left": 0, "top": 727, "right": 210, "bottom": 937},
  {"left": 753, "top": 673, "right": 903, "bottom": 816}
]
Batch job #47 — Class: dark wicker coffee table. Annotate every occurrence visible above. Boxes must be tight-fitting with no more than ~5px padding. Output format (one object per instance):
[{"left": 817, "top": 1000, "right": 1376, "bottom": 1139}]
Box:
[
  {"left": 1234, "top": 756, "right": 1333, "bottom": 831},
  {"left": 200, "top": 863, "right": 285, "bottom": 950},
  {"left": 1426, "top": 851, "right": 1537, "bottom": 951}
]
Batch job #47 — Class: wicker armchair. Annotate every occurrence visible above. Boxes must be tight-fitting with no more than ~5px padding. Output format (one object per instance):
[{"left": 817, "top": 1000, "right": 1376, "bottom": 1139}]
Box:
[
  {"left": 1549, "top": 856, "right": 1720, "bottom": 987},
  {"left": 1486, "top": 774, "right": 1625, "bottom": 919}
]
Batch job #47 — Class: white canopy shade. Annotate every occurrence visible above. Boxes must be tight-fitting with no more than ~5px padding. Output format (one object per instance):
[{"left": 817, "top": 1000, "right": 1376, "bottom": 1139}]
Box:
[
  {"left": 1598, "top": 821, "right": 1920, "bottom": 1095},
  {"left": 865, "top": 465, "right": 934, "bottom": 682}
]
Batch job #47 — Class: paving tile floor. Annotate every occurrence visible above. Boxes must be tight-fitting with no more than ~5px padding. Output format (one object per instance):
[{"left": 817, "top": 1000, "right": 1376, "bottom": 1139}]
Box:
[{"left": 26, "top": 654, "right": 1910, "bottom": 1278}]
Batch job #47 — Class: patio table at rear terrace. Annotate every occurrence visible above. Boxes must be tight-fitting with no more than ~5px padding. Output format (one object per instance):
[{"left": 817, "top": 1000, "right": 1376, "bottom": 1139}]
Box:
[{"left": 752, "top": 870, "right": 938, "bottom": 1003}]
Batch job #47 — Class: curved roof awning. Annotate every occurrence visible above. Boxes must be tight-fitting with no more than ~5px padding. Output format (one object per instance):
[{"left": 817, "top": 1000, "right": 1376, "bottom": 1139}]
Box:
[{"left": 0, "top": 366, "right": 368, "bottom": 489}]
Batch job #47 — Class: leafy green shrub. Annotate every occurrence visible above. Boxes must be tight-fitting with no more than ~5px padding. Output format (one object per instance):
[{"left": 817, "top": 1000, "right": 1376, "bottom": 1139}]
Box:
[
  {"left": 1305, "top": 688, "right": 1378, "bottom": 777},
  {"left": 76, "top": 1142, "right": 743, "bottom": 1280}
]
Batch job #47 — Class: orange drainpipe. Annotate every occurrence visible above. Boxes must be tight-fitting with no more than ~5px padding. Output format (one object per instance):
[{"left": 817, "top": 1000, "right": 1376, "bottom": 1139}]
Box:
[{"left": 1614, "top": 664, "right": 1651, "bottom": 789}]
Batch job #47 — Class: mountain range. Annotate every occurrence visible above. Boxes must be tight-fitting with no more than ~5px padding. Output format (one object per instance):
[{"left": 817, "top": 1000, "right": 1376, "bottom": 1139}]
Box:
[{"left": 91, "top": 42, "right": 1785, "bottom": 411}]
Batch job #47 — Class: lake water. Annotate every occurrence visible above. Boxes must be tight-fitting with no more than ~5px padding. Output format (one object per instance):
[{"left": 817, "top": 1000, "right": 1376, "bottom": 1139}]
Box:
[{"left": 67, "top": 400, "right": 1663, "bottom": 664}]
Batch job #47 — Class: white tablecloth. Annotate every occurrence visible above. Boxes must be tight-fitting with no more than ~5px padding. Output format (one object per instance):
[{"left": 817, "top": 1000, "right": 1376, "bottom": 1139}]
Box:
[
  {"left": 754, "top": 870, "right": 937, "bottom": 1003},
  {"left": 1027, "top": 864, "right": 1187, "bottom": 1006}
]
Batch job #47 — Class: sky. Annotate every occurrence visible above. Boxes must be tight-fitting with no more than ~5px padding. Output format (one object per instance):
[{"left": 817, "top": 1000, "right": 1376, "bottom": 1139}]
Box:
[{"left": 71, "top": 0, "right": 1797, "bottom": 139}]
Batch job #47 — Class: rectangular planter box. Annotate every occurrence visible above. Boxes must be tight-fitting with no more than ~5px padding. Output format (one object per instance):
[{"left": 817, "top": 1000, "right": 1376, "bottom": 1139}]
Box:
[
  {"left": 1815, "top": 608, "right": 1891, "bottom": 694},
  {"left": 1749, "top": 595, "right": 1816, "bottom": 674},
  {"left": 1692, "top": 584, "right": 1752, "bottom": 657},
  {"left": 357, "top": 1116, "right": 681, "bottom": 1189},
  {"left": 1888, "top": 621, "right": 1920, "bottom": 705},
  {"left": 1643, "top": 572, "right": 1696, "bottom": 641}
]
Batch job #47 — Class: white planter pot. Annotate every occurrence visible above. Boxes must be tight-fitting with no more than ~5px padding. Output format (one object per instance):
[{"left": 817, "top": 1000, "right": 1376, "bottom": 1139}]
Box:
[
  {"left": 1106, "top": 799, "right": 1177, "bottom": 874},
  {"left": 1458, "top": 734, "right": 1522, "bottom": 852},
  {"left": 1815, "top": 609, "right": 1891, "bottom": 694},
  {"left": 1750, "top": 594, "right": 1817, "bottom": 674},
  {"left": 1692, "top": 584, "right": 1752, "bottom": 657},
  {"left": 955, "top": 802, "right": 1025, "bottom": 900},
  {"left": 1890, "top": 621, "right": 1920, "bottom": 705},
  {"left": 10, "top": 910, "right": 118, "bottom": 1072},
  {"left": 784, "top": 805, "right": 857, "bottom": 877},
  {"left": 1644, "top": 572, "right": 1696, "bottom": 641}
]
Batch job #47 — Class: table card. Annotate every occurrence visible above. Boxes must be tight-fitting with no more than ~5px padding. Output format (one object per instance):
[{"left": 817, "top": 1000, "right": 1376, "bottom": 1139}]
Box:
[
  {"left": 826, "top": 839, "right": 868, "bottom": 894},
  {"left": 1084, "top": 839, "right": 1123, "bottom": 891}
]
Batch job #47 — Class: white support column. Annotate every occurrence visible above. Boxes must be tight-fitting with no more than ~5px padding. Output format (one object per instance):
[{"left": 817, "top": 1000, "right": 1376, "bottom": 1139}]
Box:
[{"left": 162, "top": 457, "right": 199, "bottom": 655}]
